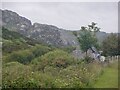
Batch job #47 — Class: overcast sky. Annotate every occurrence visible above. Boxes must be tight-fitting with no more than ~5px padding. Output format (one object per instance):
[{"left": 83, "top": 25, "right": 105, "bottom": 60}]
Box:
[{"left": 1, "top": 2, "right": 118, "bottom": 33}]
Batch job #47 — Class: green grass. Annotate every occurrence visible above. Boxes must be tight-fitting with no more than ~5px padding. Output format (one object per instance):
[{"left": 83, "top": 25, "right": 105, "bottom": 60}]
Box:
[{"left": 94, "top": 61, "right": 118, "bottom": 88}]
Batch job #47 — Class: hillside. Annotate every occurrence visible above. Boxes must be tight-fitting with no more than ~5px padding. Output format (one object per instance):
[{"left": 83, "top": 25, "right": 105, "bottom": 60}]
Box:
[
  {"left": 0, "top": 9, "right": 110, "bottom": 60},
  {"left": 1, "top": 9, "right": 80, "bottom": 48},
  {"left": 1, "top": 9, "right": 108, "bottom": 48},
  {"left": 1, "top": 9, "right": 118, "bottom": 89},
  {"left": 2, "top": 27, "right": 43, "bottom": 55}
]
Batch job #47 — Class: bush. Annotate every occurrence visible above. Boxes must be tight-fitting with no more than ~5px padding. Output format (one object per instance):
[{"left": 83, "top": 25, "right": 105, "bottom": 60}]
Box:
[
  {"left": 58, "top": 61, "right": 103, "bottom": 88},
  {"left": 84, "top": 56, "right": 94, "bottom": 63},
  {"left": 61, "top": 46, "right": 76, "bottom": 53},
  {"left": 31, "top": 49, "right": 76, "bottom": 72},
  {"left": 2, "top": 62, "right": 52, "bottom": 88},
  {"left": 4, "top": 50, "right": 34, "bottom": 64},
  {"left": 3, "top": 45, "right": 53, "bottom": 64},
  {"left": 2, "top": 39, "right": 29, "bottom": 55},
  {"left": 2, "top": 62, "right": 56, "bottom": 88},
  {"left": 2, "top": 60, "right": 104, "bottom": 88},
  {"left": 30, "top": 44, "right": 52, "bottom": 57},
  {"left": 2, "top": 62, "right": 35, "bottom": 88}
]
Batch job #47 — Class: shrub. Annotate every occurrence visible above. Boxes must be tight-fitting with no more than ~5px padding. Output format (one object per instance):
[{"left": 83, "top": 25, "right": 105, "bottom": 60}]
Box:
[
  {"left": 2, "top": 39, "right": 29, "bottom": 55},
  {"left": 4, "top": 50, "right": 34, "bottom": 64},
  {"left": 3, "top": 44, "right": 53, "bottom": 64},
  {"left": 31, "top": 49, "right": 75, "bottom": 72},
  {"left": 2, "top": 60, "right": 104, "bottom": 88},
  {"left": 2, "top": 62, "right": 33, "bottom": 88},
  {"left": 2, "top": 62, "right": 54, "bottom": 88},
  {"left": 2, "top": 62, "right": 44, "bottom": 88},
  {"left": 58, "top": 62, "right": 103, "bottom": 88},
  {"left": 84, "top": 56, "right": 94, "bottom": 63},
  {"left": 61, "top": 46, "right": 76, "bottom": 53},
  {"left": 30, "top": 44, "right": 52, "bottom": 57}
]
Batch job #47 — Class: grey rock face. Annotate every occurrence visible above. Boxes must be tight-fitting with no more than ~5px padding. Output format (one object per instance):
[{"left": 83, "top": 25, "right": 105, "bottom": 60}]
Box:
[
  {"left": 1, "top": 9, "right": 80, "bottom": 48},
  {"left": 1, "top": 9, "right": 32, "bottom": 35},
  {"left": 1, "top": 9, "right": 110, "bottom": 59},
  {"left": 29, "top": 23, "right": 64, "bottom": 47},
  {"left": 59, "top": 29, "right": 79, "bottom": 47}
]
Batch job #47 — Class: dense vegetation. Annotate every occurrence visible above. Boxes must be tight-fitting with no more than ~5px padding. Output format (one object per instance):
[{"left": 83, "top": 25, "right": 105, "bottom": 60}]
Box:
[
  {"left": 101, "top": 33, "right": 119, "bottom": 56},
  {"left": 2, "top": 27, "right": 118, "bottom": 88},
  {"left": 2, "top": 27, "right": 41, "bottom": 55}
]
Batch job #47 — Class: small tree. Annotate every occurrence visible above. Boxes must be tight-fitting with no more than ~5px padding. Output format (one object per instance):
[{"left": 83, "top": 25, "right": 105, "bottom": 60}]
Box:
[{"left": 78, "top": 22, "right": 100, "bottom": 56}]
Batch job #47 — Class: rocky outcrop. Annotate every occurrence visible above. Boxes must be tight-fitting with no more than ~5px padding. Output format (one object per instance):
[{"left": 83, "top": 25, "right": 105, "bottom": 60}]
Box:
[
  {"left": 29, "top": 23, "right": 64, "bottom": 47},
  {"left": 1, "top": 9, "right": 80, "bottom": 48},
  {"left": 1, "top": 9, "right": 32, "bottom": 35},
  {"left": 1, "top": 9, "right": 110, "bottom": 59}
]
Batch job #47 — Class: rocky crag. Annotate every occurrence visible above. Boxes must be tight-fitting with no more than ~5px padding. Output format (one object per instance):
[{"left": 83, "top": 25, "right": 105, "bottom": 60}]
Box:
[{"left": 1, "top": 9, "right": 108, "bottom": 58}]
